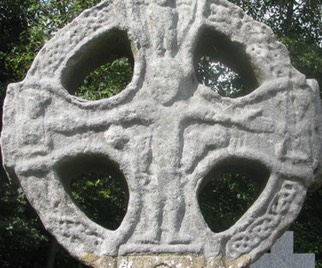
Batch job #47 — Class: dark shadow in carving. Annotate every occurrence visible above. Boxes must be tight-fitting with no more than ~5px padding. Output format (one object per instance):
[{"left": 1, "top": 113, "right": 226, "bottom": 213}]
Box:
[
  {"left": 61, "top": 29, "right": 134, "bottom": 98},
  {"left": 56, "top": 154, "right": 129, "bottom": 230},
  {"left": 198, "top": 157, "right": 270, "bottom": 232},
  {"left": 194, "top": 27, "right": 258, "bottom": 98}
]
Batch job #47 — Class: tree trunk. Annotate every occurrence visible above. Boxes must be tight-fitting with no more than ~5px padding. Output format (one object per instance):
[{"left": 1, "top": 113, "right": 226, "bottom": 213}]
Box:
[{"left": 284, "top": 0, "right": 295, "bottom": 34}]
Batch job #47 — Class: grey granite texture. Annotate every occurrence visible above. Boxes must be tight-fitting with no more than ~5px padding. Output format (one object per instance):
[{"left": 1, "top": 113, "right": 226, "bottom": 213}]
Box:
[
  {"left": 251, "top": 232, "right": 315, "bottom": 268},
  {"left": 1, "top": 0, "right": 321, "bottom": 267}
]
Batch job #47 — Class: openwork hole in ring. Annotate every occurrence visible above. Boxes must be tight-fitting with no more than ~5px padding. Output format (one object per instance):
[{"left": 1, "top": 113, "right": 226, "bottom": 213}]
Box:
[
  {"left": 194, "top": 28, "right": 259, "bottom": 98},
  {"left": 198, "top": 158, "right": 270, "bottom": 232},
  {"left": 56, "top": 154, "right": 129, "bottom": 230},
  {"left": 61, "top": 29, "right": 134, "bottom": 101}
]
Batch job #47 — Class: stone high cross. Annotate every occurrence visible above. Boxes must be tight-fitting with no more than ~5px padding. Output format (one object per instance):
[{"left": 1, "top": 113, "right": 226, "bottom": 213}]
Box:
[{"left": 1, "top": 0, "right": 321, "bottom": 267}]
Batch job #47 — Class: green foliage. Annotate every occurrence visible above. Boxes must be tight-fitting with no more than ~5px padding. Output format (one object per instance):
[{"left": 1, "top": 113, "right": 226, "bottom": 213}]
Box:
[
  {"left": 0, "top": 0, "right": 36, "bottom": 93},
  {"left": 0, "top": 0, "right": 102, "bottom": 91},
  {"left": 230, "top": 0, "right": 322, "bottom": 87},
  {"left": 196, "top": 56, "right": 252, "bottom": 98},
  {"left": 291, "top": 188, "right": 322, "bottom": 268},
  {"left": 0, "top": 178, "right": 49, "bottom": 267},
  {"left": 70, "top": 173, "right": 128, "bottom": 230},
  {"left": 75, "top": 58, "right": 133, "bottom": 100},
  {"left": 280, "top": 36, "right": 322, "bottom": 86},
  {"left": 199, "top": 172, "right": 262, "bottom": 232}
]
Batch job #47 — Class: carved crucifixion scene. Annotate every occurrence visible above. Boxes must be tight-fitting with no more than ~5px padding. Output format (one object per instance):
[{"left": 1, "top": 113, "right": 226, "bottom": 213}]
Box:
[{"left": 1, "top": 0, "right": 321, "bottom": 267}]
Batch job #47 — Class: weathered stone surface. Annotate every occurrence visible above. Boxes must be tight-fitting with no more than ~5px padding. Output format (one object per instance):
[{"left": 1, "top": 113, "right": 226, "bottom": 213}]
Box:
[
  {"left": 1, "top": 0, "right": 322, "bottom": 267},
  {"left": 82, "top": 253, "right": 251, "bottom": 268}
]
